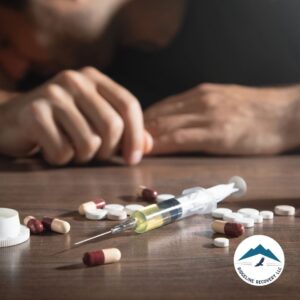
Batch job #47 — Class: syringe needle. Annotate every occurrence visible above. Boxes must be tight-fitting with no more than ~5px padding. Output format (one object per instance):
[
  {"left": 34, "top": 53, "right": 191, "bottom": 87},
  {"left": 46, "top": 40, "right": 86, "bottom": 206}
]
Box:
[{"left": 74, "top": 230, "right": 112, "bottom": 246}]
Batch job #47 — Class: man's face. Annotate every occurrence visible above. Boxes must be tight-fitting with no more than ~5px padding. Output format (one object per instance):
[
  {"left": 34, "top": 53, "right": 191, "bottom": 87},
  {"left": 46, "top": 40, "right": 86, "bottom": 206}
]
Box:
[
  {"left": 0, "top": 0, "right": 121, "bottom": 82},
  {"left": 0, "top": 5, "right": 50, "bottom": 81}
]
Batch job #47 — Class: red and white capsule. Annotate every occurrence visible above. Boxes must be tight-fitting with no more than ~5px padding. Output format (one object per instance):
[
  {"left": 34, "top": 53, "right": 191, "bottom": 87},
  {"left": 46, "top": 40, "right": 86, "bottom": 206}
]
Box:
[
  {"left": 83, "top": 248, "right": 121, "bottom": 267},
  {"left": 23, "top": 216, "right": 44, "bottom": 234},
  {"left": 211, "top": 220, "right": 245, "bottom": 238},
  {"left": 78, "top": 198, "right": 106, "bottom": 215},
  {"left": 136, "top": 185, "right": 158, "bottom": 203},
  {"left": 42, "top": 217, "right": 70, "bottom": 234}
]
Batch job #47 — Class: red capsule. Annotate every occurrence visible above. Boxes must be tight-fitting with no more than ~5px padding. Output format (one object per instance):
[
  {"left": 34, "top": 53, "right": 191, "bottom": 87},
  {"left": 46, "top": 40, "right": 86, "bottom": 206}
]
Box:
[
  {"left": 211, "top": 220, "right": 245, "bottom": 238},
  {"left": 136, "top": 185, "right": 158, "bottom": 203},
  {"left": 83, "top": 248, "right": 121, "bottom": 267},
  {"left": 23, "top": 216, "right": 44, "bottom": 234},
  {"left": 78, "top": 198, "right": 106, "bottom": 215}
]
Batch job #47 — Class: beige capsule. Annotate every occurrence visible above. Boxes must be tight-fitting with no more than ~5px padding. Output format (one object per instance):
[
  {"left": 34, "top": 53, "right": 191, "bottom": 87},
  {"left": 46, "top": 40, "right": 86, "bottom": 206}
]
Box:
[{"left": 42, "top": 217, "right": 70, "bottom": 234}]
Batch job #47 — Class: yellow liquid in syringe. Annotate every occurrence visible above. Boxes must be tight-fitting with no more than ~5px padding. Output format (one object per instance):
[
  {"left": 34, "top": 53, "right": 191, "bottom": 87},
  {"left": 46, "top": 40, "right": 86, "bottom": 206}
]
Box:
[
  {"left": 132, "top": 198, "right": 183, "bottom": 233},
  {"left": 133, "top": 204, "right": 164, "bottom": 233}
]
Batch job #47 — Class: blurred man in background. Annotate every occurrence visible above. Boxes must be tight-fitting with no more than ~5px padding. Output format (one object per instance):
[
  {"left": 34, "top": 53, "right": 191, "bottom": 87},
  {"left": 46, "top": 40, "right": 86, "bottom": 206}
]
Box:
[{"left": 0, "top": 0, "right": 300, "bottom": 166}]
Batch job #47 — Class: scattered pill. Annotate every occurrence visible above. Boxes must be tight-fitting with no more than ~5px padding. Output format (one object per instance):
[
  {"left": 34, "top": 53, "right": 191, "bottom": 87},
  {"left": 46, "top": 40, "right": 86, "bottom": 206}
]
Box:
[
  {"left": 223, "top": 212, "right": 244, "bottom": 222},
  {"left": 107, "top": 210, "right": 127, "bottom": 221},
  {"left": 211, "top": 220, "right": 245, "bottom": 237},
  {"left": 236, "top": 217, "right": 254, "bottom": 228},
  {"left": 125, "top": 204, "right": 144, "bottom": 216},
  {"left": 78, "top": 198, "right": 106, "bottom": 215},
  {"left": 136, "top": 185, "right": 158, "bottom": 203},
  {"left": 212, "top": 208, "right": 232, "bottom": 219},
  {"left": 83, "top": 248, "right": 121, "bottom": 267},
  {"left": 213, "top": 237, "right": 229, "bottom": 248},
  {"left": 156, "top": 194, "right": 175, "bottom": 203},
  {"left": 250, "top": 214, "right": 263, "bottom": 224},
  {"left": 42, "top": 217, "right": 70, "bottom": 234},
  {"left": 274, "top": 205, "right": 295, "bottom": 216},
  {"left": 260, "top": 210, "right": 274, "bottom": 220},
  {"left": 105, "top": 204, "right": 125, "bottom": 213},
  {"left": 237, "top": 208, "right": 259, "bottom": 217},
  {"left": 85, "top": 209, "right": 108, "bottom": 220},
  {"left": 23, "top": 216, "right": 44, "bottom": 234}
]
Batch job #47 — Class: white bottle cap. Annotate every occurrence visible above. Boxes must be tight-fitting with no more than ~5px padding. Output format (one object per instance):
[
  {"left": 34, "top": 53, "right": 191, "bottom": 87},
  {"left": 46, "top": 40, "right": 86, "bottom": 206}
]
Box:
[{"left": 0, "top": 208, "right": 30, "bottom": 248}]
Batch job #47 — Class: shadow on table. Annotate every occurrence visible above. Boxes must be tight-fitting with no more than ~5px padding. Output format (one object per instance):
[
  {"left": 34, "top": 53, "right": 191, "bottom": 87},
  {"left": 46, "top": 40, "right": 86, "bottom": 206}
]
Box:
[
  {"left": 56, "top": 263, "right": 85, "bottom": 271},
  {"left": 0, "top": 155, "right": 125, "bottom": 173}
]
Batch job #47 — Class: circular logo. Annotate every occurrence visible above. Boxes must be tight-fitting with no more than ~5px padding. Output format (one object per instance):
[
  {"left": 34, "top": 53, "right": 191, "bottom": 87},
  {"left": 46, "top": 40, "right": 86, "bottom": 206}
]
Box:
[{"left": 234, "top": 235, "right": 285, "bottom": 286}]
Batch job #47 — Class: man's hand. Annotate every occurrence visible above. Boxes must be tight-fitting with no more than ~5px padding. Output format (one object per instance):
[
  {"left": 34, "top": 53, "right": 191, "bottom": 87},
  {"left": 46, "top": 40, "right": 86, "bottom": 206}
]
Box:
[
  {"left": 0, "top": 67, "right": 146, "bottom": 165},
  {"left": 144, "top": 83, "right": 300, "bottom": 155}
]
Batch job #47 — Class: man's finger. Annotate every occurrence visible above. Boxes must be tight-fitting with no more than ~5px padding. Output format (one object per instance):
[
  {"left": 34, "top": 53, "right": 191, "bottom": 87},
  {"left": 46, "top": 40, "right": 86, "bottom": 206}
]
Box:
[
  {"left": 55, "top": 70, "right": 123, "bottom": 161},
  {"left": 149, "top": 128, "right": 211, "bottom": 155},
  {"left": 47, "top": 84, "right": 101, "bottom": 163},
  {"left": 81, "top": 67, "right": 144, "bottom": 165},
  {"left": 29, "top": 100, "right": 74, "bottom": 165},
  {"left": 145, "top": 114, "right": 210, "bottom": 137}
]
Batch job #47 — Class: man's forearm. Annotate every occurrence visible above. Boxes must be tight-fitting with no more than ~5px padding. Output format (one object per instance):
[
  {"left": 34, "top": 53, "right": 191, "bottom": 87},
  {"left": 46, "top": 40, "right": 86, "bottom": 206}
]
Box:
[{"left": 0, "top": 90, "right": 19, "bottom": 105}]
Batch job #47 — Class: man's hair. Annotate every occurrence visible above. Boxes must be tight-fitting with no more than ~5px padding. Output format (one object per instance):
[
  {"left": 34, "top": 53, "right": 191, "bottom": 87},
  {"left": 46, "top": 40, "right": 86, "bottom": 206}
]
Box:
[{"left": 0, "top": 0, "right": 27, "bottom": 10}]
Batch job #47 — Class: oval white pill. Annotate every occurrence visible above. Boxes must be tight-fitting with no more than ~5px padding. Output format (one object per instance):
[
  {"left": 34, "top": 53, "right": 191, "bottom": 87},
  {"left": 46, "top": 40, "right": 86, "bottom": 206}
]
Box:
[
  {"left": 85, "top": 209, "right": 108, "bottom": 220},
  {"left": 260, "top": 210, "right": 274, "bottom": 220},
  {"left": 223, "top": 212, "right": 243, "bottom": 222},
  {"left": 212, "top": 208, "right": 232, "bottom": 219},
  {"left": 214, "top": 237, "right": 229, "bottom": 248},
  {"left": 125, "top": 204, "right": 144, "bottom": 216},
  {"left": 105, "top": 204, "right": 125, "bottom": 213},
  {"left": 237, "top": 208, "right": 259, "bottom": 217},
  {"left": 236, "top": 217, "right": 254, "bottom": 228},
  {"left": 107, "top": 210, "right": 127, "bottom": 221},
  {"left": 156, "top": 194, "right": 175, "bottom": 203},
  {"left": 274, "top": 205, "right": 295, "bottom": 216}
]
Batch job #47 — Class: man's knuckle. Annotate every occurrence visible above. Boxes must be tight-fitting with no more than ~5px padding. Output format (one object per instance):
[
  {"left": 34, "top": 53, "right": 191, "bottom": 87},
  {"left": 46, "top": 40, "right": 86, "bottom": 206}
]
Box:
[
  {"left": 109, "top": 117, "right": 124, "bottom": 135},
  {"left": 43, "top": 83, "right": 60, "bottom": 98},
  {"left": 57, "top": 70, "right": 80, "bottom": 84},
  {"left": 197, "top": 83, "right": 215, "bottom": 93},
  {"left": 80, "top": 66, "right": 99, "bottom": 76},
  {"left": 118, "top": 93, "right": 141, "bottom": 114},
  {"left": 203, "top": 93, "right": 222, "bottom": 108}
]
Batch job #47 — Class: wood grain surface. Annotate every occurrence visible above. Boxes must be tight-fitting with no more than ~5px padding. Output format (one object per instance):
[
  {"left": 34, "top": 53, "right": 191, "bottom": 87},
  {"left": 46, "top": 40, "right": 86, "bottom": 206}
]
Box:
[{"left": 0, "top": 156, "right": 299, "bottom": 300}]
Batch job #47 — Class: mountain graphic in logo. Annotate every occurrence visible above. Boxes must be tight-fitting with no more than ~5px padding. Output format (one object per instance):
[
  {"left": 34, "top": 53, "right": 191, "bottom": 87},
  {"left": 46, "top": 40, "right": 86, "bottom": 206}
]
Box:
[{"left": 239, "top": 244, "right": 280, "bottom": 262}]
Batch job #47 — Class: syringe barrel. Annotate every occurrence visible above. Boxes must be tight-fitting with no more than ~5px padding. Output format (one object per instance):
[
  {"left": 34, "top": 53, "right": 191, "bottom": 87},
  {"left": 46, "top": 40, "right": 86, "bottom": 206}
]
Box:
[{"left": 132, "top": 189, "right": 216, "bottom": 233}]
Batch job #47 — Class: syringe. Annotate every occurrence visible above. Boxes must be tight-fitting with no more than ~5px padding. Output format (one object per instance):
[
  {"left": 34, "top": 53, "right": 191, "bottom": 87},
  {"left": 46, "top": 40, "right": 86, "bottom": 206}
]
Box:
[{"left": 74, "top": 176, "right": 247, "bottom": 246}]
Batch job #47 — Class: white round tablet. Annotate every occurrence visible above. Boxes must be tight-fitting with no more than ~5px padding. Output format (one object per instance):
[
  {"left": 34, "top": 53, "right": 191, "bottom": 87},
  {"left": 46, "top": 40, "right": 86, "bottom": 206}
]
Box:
[
  {"left": 107, "top": 210, "right": 127, "bottom": 221},
  {"left": 223, "top": 212, "right": 243, "bottom": 222},
  {"left": 125, "top": 204, "right": 144, "bottom": 216},
  {"left": 85, "top": 208, "right": 107, "bottom": 220},
  {"left": 156, "top": 194, "right": 175, "bottom": 203},
  {"left": 260, "top": 210, "right": 274, "bottom": 220},
  {"left": 213, "top": 237, "right": 229, "bottom": 248},
  {"left": 274, "top": 205, "right": 295, "bottom": 216},
  {"left": 212, "top": 208, "right": 232, "bottom": 219},
  {"left": 105, "top": 204, "right": 125, "bottom": 213},
  {"left": 250, "top": 214, "right": 263, "bottom": 224},
  {"left": 237, "top": 208, "right": 259, "bottom": 217},
  {"left": 236, "top": 217, "right": 254, "bottom": 228}
]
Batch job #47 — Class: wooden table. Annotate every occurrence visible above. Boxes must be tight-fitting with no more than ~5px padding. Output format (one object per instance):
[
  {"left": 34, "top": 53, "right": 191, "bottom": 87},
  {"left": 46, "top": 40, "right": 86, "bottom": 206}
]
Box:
[{"left": 0, "top": 156, "right": 299, "bottom": 300}]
